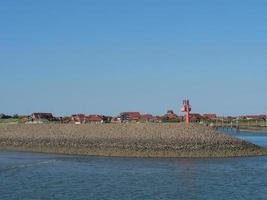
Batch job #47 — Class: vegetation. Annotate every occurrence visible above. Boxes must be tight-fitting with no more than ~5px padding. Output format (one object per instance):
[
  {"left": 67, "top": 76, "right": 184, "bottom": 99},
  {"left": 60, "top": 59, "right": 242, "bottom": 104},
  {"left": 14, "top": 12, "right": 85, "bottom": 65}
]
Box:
[
  {"left": 0, "top": 118, "right": 19, "bottom": 124},
  {"left": 13, "top": 114, "right": 19, "bottom": 119},
  {"left": 162, "top": 118, "right": 180, "bottom": 123}
]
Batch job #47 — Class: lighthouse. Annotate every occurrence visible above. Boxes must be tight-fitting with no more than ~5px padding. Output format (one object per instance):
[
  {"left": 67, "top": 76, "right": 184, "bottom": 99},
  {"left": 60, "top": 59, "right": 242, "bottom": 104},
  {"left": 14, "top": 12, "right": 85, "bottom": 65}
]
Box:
[{"left": 181, "top": 99, "right": 191, "bottom": 123}]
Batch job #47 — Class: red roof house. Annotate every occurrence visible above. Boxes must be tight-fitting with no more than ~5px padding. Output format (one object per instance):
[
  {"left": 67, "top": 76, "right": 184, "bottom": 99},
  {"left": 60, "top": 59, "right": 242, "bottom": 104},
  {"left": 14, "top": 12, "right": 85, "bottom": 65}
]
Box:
[
  {"left": 86, "top": 115, "right": 104, "bottom": 123},
  {"left": 203, "top": 114, "right": 217, "bottom": 119},
  {"left": 140, "top": 114, "right": 154, "bottom": 122},
  {"left": 153, "top": 116, "right": 163, "bottom": 123},
  {"left": 165, "top": 110, "right": 178, "bottom": 119},
  {"left": 71, "top": 114, "right": 86, "bottom": 123},
  {"left": 240, "top": 115, "right": 266, "bottom": 120},
  {"left": 120, "top": 112, "right": 141, "bottom": 122}
]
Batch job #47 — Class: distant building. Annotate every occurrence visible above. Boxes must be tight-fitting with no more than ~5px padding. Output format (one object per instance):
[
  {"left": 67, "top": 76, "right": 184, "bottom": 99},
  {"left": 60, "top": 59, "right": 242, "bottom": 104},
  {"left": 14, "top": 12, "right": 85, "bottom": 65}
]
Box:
[
  {"left": 203, "top": 114, "right": 217, "bottom": 119},
  {"left": 165, "top": 110, "right": 178, "bottom": 119},
  {"left": 71, "top": 114, "right": 86, "bottom": 124},
  {"left": 240, "top": 115, "right": 266, "bottom": 120},
  {"left": 120, "top": 112, "right": 141, "bottom": 123},
  {"left": 63, "top": 117, "right": 72, "bottom": 124},
  {"left": 70, "top": 114, "right": 106, "bottom": 124},
  {"left": 86, "top": 115, "right": 104, "bottom": 124},
  {"left": 153, "top": 116, "right": 164, "bottom": 123},
  {"left": 111, "top": 116, "right": 121, "bottom": 123},
  {"left": 190, "top": 113, "right": 203, "bottom": 122},
  {"left": 162, "top": 110, "right": 179, "bottom": 122},
  {"left": 225, "top": 116, "right": 236, "bottom": 120},
  {"left": 31, "top": 113, "right": 54, "bottom": 121},
  {"left": 140, "top": 114, "right": 154, "bottom": 123}
]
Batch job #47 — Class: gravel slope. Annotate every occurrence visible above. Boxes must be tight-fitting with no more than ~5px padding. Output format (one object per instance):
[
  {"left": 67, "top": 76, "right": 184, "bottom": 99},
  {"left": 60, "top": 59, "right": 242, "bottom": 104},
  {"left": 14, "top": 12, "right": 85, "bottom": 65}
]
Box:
[{"left": 0, "top": 123, "right": 266, "bottom": 157}]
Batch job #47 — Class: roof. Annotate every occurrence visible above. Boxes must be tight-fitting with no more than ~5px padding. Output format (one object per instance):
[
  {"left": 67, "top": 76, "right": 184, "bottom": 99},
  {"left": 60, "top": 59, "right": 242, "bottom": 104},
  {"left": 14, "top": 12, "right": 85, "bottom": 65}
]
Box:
[
  {"left": 240, "top": 115, "right": 266, "bottom": 119},
  {"left": 140, "top": 114, "right": 154, "bottom": 121},
  {"left": 32, "top": 112, "right": 53, "bottom": 116},
  {"left": 120, "top": 112, "right": 141, "bottom": 119},
  {"left": 153, "top": 116, "right": 164, "bottom": 122},
  {"left": 190, "top": 113, "right": 203, "bottom": 118},
  {"left": 166, "top": 113, "right": 178, "bottom": 119},
  {"left": 32, "top": 113, "right": 53, "bottom": 118},
  {"left": 141, "top": 114, "right": 153, "bottom": 118},
  {"left": 120, "top": 112, "right": 141, "bottom": 116},
  {"left": 71, "top": 114, "right": 86, "bottom": 122},
  {"left": 86, "top": 115, "right": 103, "bottom": 122},
  {"left": 203, "top": 114, "right": 217, "bottom": 118},
  {"left": 72, "top": 114, "right": 85, "bottom": 118}
]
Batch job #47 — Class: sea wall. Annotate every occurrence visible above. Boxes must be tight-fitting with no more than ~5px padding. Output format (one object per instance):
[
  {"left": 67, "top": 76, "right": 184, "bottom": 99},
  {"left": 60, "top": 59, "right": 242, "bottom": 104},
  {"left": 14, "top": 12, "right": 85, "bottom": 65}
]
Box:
[{"left": 0, "top": 123, "right": 266, "bottom": 157}]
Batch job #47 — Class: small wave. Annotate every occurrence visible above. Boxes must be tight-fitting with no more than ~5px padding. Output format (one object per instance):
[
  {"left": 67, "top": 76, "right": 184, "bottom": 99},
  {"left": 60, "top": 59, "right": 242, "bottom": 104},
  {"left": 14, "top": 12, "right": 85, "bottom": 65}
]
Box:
[{"left": 0, "top": 159, "right": 57, "bottom": 173}]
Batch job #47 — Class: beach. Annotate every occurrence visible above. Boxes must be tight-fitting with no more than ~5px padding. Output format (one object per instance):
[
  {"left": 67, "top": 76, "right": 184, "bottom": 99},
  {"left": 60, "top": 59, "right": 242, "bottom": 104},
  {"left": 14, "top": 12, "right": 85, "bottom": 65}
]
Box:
[{"left": 0, "top": 123, "right": 266, "bottom": 158}]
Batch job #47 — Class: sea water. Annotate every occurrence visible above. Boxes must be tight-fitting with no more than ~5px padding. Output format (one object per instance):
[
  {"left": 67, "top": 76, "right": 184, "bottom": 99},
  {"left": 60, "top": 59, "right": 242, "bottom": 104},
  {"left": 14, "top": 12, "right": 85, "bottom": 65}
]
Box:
[{"left": 1, "top": 130, "right": 267, "bottom": 200}]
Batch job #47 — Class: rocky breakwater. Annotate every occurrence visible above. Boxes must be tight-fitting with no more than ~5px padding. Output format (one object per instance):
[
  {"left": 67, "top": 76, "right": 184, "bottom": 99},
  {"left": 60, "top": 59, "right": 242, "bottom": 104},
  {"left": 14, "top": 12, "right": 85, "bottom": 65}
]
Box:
[{"left": 0, "top": 123, "right": 266, "bottom": 157}]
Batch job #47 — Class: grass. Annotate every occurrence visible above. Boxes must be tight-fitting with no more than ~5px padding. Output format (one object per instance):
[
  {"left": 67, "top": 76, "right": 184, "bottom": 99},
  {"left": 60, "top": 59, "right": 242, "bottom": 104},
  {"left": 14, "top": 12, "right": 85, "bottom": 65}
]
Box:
[{"left": 0, "top": 118, "right": 19, "bottom": 124}]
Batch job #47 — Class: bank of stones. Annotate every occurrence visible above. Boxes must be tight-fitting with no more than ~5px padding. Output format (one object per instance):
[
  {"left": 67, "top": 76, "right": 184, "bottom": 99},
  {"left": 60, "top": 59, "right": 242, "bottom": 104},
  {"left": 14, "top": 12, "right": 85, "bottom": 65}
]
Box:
[{"left": 0, "top": 123, "right": 266, "bottom": 157}]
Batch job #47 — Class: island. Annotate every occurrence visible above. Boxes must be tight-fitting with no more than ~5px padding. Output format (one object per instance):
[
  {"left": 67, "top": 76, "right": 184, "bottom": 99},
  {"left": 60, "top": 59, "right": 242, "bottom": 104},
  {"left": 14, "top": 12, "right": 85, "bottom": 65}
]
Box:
[{"left": 0, "top": 123, "right": 266, "bottom": 158}]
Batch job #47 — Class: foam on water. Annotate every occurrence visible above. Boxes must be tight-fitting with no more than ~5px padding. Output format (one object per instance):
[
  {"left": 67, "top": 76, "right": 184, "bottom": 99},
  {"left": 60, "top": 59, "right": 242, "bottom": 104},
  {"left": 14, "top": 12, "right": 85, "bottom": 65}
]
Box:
[{"left": 0, "top": 160, "right": 57, "bottom": 173}]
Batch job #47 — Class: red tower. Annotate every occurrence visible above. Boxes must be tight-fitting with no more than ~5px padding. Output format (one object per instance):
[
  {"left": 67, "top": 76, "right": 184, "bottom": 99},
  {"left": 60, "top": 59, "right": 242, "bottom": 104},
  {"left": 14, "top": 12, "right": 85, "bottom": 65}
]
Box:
[{"left": 181, "top": 99, "right": 191, "bottom": 123}]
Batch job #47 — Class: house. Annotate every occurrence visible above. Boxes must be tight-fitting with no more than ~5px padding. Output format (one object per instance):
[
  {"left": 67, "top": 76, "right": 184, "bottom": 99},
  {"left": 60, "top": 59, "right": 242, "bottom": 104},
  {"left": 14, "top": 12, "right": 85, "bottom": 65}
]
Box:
[
  {"left": 153, "top": 116, "right": 164, "bottom": 123},
  {"left": 225, "top": 116, "right": 236, "bottom": 121},
  {"left": 86, "top": 115, "right": 104, "bottom": 124},
  {"left": 63, "top": 117, "right": 72, "bottom": 124},
  {"left": 190, "top": 113, "right": 203, "bottom": 122},
  {"left": 140, "top": 114, "right": 154, "bottom": 123},
  {"left": 165, "top": 110, "right": 178, "bottom": 119},
  {"left": 111, "top": 116, "right": 121, "bottom": 123},
  {"left": 240, "top": 115, "right": 266, "bottom": 120},
  {"left": 71, "top": 114, "right": 86, "bottom": 124},
  {"left": 31, "top": 113, "right": 54, "bottom": 121},
  {"left": 163, "top": 110, "right": 179, "bottom": 122},
  {"left": 120, "top": 112, "right": 141, "bottom": 122},
  {"left": 203, "top": 114, "right": 217, "bottom": 119}
]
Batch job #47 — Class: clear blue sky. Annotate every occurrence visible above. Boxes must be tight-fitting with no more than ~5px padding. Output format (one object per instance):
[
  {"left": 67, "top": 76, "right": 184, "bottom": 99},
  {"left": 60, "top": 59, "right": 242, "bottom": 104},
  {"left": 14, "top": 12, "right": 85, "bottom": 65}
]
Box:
[{"left": 1, "top": 0, "right": 267, "bottom": 116}]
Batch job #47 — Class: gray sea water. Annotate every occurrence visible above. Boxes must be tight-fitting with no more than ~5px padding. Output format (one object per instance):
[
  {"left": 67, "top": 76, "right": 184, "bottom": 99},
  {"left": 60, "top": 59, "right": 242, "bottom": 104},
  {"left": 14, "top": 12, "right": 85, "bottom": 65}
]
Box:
[{"left": 1, "top": 130, "right": 267, "bottom": 200}]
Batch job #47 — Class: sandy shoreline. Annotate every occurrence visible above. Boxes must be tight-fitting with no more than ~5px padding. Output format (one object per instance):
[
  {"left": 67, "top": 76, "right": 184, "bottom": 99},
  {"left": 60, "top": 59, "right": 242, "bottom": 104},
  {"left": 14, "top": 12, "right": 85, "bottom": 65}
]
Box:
[{"left": 0, "top": 123, "right": 266, "bottom": 158}]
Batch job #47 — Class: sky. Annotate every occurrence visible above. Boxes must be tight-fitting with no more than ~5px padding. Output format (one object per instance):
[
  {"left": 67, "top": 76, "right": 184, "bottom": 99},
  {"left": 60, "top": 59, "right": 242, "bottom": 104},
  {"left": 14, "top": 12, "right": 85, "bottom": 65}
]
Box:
[{"left": 0, "top": 0, "right": 267, "bottom": 116}]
